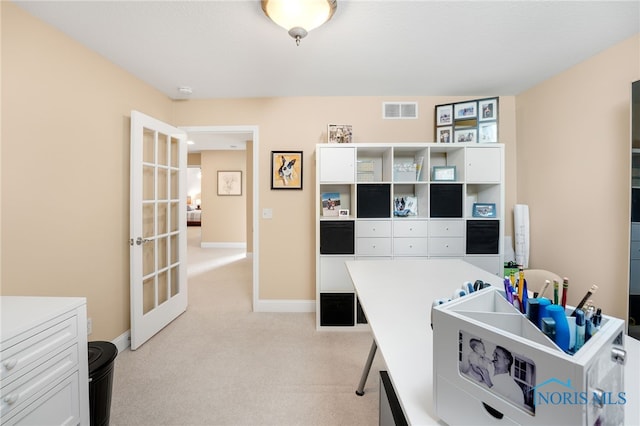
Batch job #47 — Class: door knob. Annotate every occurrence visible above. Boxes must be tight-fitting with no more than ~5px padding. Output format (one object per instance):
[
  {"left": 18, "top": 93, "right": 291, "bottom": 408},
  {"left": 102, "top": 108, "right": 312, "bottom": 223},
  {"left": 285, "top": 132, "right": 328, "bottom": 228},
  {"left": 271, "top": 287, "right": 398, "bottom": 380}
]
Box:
[{"left": 136, "top": 237, "right": 152, "bottom": 245}]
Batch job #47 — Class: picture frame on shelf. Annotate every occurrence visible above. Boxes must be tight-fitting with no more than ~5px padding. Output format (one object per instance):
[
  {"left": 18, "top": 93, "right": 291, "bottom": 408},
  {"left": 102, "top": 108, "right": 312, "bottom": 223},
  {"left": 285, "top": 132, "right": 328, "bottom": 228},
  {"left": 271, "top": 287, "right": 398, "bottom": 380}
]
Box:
[
  {"left": 271, "top": 151, "right": 303, "bottom": 190},
  {"left": 436, "top": 104, "right": 453, "bottom": 125},
  {"left": 338, "top": 209, "right": 349, "bottom": 217},
  {"left": 472, "top": 203, "right": 497, "bottom": 218},
  {"left": 327, "top": 124, "right": 353, "bottom": 144},
  {"left": 478, "top": 121, "right": 498, "bottom": 143},
  {"left": 454, "top": 128, "right": 477, "bottom": 143},
  {"left": 217, "top": 170, "right": 242, "bottom": 195},
  {"left": 478, "top": 98, "right": 498, "bottom": 121},
  {"left": 436, "top": 126, "right": 453, "bottom": 143},
  {"left": 454, "top": 101, "right": 477, "bottom": 120},
  {"left": 432, "top": 166, "right": 456, "bottom": 181},
  {"left": 321, "top": 192, "right": 341, "bottom": 217}
]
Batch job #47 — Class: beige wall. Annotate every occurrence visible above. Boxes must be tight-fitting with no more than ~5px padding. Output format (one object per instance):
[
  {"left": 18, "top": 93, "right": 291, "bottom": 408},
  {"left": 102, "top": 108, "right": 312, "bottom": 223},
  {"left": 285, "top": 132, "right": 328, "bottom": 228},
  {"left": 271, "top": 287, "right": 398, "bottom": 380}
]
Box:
[
  {"left": 200, "top": 150, "right": 246, "bottom": 244},
  {"left": 516, "top": 34, "right": 640, "bottom": 320},
  {"left": 171, "top": 97, "right": 518, "bottom": 300},
  {"left": 2, "top": 2, "right": 637, "bottom": 341},
  {"left": 1, "top": 3, "right": 173, "bottom": 340}
]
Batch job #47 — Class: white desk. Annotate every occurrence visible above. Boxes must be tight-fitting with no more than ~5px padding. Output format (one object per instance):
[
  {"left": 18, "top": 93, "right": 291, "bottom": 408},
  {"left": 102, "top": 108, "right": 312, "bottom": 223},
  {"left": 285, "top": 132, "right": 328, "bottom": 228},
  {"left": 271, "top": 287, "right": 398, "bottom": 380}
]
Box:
[{"left": 346, "top": 259, "right": 640, "bottom": 425}]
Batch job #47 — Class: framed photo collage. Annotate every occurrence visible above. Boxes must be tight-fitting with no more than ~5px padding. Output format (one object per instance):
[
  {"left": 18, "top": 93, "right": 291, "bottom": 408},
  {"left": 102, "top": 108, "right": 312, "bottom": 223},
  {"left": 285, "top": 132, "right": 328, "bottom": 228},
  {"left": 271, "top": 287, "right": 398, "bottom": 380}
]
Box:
[{"left": 435, "top": 97, "right": 499, "bottom": 144}]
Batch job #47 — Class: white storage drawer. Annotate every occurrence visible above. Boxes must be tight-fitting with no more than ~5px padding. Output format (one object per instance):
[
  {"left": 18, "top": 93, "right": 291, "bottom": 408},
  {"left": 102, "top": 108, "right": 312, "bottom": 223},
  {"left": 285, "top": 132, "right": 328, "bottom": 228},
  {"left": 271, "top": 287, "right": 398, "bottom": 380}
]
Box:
[
  {"left": 3, "top": 371, "right": 80, "bottom": 426},
  {"left": 631, "top": 241, "right": 640, "bottom": 260},
  {"left": 319, "top": 256, "right": 355, "bottom": 292},
  {"left": 393, "top": 220, "right": 428, "bottom": 237},
  {"left": 429, "top": 237, "right": 464, "bottom": 256},
  {"left": 1, "top": 344, "right": 78, "bottom": 419},
  {"left": 393, "top": 238, "right": 428, "bottom": 256},
  {"left": 1, "top": 297, "right": 89, "bottom": 426},
  {"left": 1, "top": 315, "right": 77, "bottom": 383},
  {"left": 356, "top": 220, "right": 391, "bottom": 237},
  {"left": 466, "top": 147, "right": 502, "bottom": 182},
  {"left": 356, "top": 238, "right": 392, "bottom": 256},
  {"left": 632, "top": 223, "right": 640, "bottom": 240},
  {"left": 319, "top": 146, "right": 355, "bottom": 182},
  {"left": 429, "top": 220, "right": 463, "bottom": 237}
]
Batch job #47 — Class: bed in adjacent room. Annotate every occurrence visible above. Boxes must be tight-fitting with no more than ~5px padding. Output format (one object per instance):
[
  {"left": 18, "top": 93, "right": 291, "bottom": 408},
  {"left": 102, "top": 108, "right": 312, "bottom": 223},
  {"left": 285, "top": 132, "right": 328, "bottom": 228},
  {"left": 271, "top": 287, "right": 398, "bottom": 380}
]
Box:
[{"left": 187, "top": 206, "right": 202, "bottom": 226}]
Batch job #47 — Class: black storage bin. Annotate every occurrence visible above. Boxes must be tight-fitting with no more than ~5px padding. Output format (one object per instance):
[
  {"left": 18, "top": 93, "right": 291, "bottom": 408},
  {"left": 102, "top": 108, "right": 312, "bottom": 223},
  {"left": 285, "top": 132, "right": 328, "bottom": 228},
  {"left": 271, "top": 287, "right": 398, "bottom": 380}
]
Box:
[
  {"left": 357, "top": 184, "right": 391, "bottom": 218},
  {"left": 430, "top": 184, "right": 463, "bottom": 218},
  {"left": 466, "top": 220, "right": 500, "bottom": 254},
  {"left": 632, "top": 188, "right": 640, "bottom": 222},
  {"left": 320, "top": 221, "right": 354, "bottom": 254},
  {"left": 88, "top": 341, "right": 118, "bottom": 426},
  {"left": 320, "top": 293, "right": 355, "bottom": 326}
]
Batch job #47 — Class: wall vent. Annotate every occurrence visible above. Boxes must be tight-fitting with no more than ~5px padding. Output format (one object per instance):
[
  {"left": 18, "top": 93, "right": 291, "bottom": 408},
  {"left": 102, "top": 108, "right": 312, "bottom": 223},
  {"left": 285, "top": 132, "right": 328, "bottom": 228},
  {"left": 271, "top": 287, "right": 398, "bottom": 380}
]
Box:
[{"left": 383, "top": 102, "right": 418, "bottom": 119}]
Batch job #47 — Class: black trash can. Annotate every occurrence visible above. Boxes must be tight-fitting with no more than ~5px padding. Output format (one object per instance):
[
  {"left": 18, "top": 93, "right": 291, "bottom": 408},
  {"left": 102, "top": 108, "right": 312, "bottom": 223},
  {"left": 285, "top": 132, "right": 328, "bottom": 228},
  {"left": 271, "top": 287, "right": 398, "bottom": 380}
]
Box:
[{"left": 88, "top": 341, "right": 118, "bottom": 426}]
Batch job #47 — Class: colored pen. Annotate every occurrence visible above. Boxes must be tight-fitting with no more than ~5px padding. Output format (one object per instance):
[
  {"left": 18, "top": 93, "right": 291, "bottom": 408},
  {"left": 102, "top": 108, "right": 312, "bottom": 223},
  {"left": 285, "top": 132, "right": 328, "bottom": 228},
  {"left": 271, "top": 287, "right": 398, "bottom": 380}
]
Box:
[
  {"left": 518, "top": 267, "right": 525, "bottom": 313},
  {"left": 570, "top": 285, "right": 599, "bottom": 316},
  {"left": 553, "top": 280, "right": 559, "bottom": 305},
  {"left": 561, "top": 277, "right": 569, "bottom": 309}
]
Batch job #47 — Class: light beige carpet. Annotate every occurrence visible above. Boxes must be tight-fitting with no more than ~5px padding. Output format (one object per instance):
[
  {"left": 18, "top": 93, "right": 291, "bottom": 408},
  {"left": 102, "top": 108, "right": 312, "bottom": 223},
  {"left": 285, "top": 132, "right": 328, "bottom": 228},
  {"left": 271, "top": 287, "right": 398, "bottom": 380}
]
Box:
[{"left": 110, "top": 228, "right": 386, "bottom": 425}]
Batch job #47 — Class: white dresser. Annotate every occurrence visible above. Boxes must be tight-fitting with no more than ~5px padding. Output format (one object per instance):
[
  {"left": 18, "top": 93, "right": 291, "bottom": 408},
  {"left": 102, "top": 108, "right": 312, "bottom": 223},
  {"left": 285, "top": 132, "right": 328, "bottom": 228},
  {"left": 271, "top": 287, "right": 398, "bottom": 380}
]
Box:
[{"left": 1, "top": 296, "right": 90, "bottom": 426}]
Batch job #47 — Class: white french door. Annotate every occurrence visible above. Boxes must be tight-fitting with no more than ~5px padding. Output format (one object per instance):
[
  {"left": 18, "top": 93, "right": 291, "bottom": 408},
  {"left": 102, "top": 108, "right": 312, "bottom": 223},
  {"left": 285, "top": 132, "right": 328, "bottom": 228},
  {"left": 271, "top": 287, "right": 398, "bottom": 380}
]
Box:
[{"left": 129, "top": 110, "right": 188, "bottom": 350}]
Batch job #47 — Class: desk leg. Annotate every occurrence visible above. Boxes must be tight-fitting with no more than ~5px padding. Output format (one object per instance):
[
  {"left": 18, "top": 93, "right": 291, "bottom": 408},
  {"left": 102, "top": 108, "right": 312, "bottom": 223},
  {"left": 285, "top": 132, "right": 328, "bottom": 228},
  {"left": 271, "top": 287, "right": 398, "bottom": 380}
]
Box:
[{"left": 355, "top": 340, "right": 377, "bottom": 396}]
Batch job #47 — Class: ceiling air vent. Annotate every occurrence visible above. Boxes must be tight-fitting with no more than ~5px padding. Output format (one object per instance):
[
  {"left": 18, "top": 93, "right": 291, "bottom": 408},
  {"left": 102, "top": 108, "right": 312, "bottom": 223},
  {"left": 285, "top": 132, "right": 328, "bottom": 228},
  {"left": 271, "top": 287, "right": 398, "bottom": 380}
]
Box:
[{"left": 383, "top": 102, "right": 418, "bottom": 119}]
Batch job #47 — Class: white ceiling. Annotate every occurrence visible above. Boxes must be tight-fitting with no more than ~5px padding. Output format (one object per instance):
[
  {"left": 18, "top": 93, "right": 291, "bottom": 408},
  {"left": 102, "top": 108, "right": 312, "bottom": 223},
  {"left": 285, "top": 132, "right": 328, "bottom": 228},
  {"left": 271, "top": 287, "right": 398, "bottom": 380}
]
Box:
[{"left": 14, "top": 0, "right": 640, "bottom": 151}]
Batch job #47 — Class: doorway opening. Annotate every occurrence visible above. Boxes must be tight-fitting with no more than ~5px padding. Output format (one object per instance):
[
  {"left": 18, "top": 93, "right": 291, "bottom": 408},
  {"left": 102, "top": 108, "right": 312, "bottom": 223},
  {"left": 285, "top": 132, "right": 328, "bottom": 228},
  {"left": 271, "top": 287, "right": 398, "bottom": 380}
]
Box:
[{"left": 180, "top": 125, "right": 259, "bottom": 312}]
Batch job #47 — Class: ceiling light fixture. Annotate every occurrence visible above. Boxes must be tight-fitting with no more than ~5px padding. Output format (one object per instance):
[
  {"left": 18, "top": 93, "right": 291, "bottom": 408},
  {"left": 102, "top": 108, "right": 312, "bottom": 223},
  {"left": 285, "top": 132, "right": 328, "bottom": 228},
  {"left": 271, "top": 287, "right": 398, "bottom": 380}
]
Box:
[{"left": 262, "top": 0, "right": 337, "bottom": 46}]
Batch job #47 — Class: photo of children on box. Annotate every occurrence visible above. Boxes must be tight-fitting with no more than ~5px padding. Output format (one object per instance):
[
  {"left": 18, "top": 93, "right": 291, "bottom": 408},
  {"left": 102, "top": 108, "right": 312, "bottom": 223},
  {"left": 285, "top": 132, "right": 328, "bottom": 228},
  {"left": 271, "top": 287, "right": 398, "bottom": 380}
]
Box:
[{"left": 459, "top": 330, "right": 536, "bottom": 415}]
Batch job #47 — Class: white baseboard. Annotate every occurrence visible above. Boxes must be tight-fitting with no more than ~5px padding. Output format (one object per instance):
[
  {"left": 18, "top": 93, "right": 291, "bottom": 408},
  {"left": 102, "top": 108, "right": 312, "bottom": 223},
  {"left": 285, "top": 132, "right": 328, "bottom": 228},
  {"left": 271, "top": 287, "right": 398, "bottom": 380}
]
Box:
[
  {"left": 253, "top": 299, "right": 315, "bottom": 313},
  {"left": 112, "top": 330, "right": 131, "bottom": 353},
  {"left": 200, "top": 242, "right": 247, "bottom": 249}
]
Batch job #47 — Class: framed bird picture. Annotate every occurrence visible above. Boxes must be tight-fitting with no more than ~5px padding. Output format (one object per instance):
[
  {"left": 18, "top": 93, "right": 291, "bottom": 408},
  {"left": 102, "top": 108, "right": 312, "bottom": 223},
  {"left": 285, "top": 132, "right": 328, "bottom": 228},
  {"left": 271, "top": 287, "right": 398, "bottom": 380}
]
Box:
[{"left": 271, "top": 151, "right": 303, "bottom": 190}]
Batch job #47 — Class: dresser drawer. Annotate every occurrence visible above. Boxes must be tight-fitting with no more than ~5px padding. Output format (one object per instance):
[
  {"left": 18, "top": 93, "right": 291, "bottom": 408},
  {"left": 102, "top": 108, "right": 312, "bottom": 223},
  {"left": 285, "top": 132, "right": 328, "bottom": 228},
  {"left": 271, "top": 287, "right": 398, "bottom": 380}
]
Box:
[
  {"left": 2, "top": 370, "right": 80, "bottom": 426},
  {"left": 1, "top": 315, "right": 77, "bottom": 383},
  {"left": 356, "top": 221, "right": 391, "bottom": 238},
  {"left": 393, "top": 238, "right": 428, "bottom": 256},
  {"left": 429, "top": 237, "right": 464, "bottom": 256},
  {"left": 393, "top": 221, "right": 428, "bottom": 237},
  {"left": 631, "top": 241, "right": 640, "bottom": 260},
  {"left": 429, "top": 220, "right": 463, "bottom": 237},
  {"left": 356, "top": 238, "right": 392, "bottom": 256},
  {"left": 1, "top": 344, "right": 78, "bottom": 420}
]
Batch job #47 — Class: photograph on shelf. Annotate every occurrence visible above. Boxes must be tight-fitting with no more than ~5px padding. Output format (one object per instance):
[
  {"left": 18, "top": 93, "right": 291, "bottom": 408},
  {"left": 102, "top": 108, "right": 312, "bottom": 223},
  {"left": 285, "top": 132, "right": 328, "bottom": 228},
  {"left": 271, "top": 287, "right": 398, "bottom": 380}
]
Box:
[
  {"left": 338, "top": 209, "right": 349, "bottom": 217},
  {"left": 436, "top": 126, "right": 453, "bottom": 143},
  {"left": 479, "top": 98, "right": 499, "bottom": 121},
  {"left": 321, "top": 192, "right": 341, "bottom": 217},
  {"left": 327, "top": 124, "right": 353, "bottom": 144},
  {"left": 454, "top": 101, "right": 478, "bottom": 120},
  {"left": 478, "top": 121, "right": 498, "bottom": 143},
  {"left": 432, "top": 166, "right": 456, "bottom": 181},
  {"left": 454, "top": 128, "right": 477, "bottom": 143},
  {"left": 394, "top": 196, "right": 417, "bottom": 217},
  {"left": 271, "top": 151, "right": 303, "bottom": 189},
  {"left": 459, "top": 330, "right": 536, "bottom": 415},
  {"left": 217, "top": 170, "right": 242, "bottom": 195},
  {"left": 472, "top": 203, "right": 497, "bottom": 218},
  {"left": 436, "top": 104, "right": 453, "bottom": 125}
]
